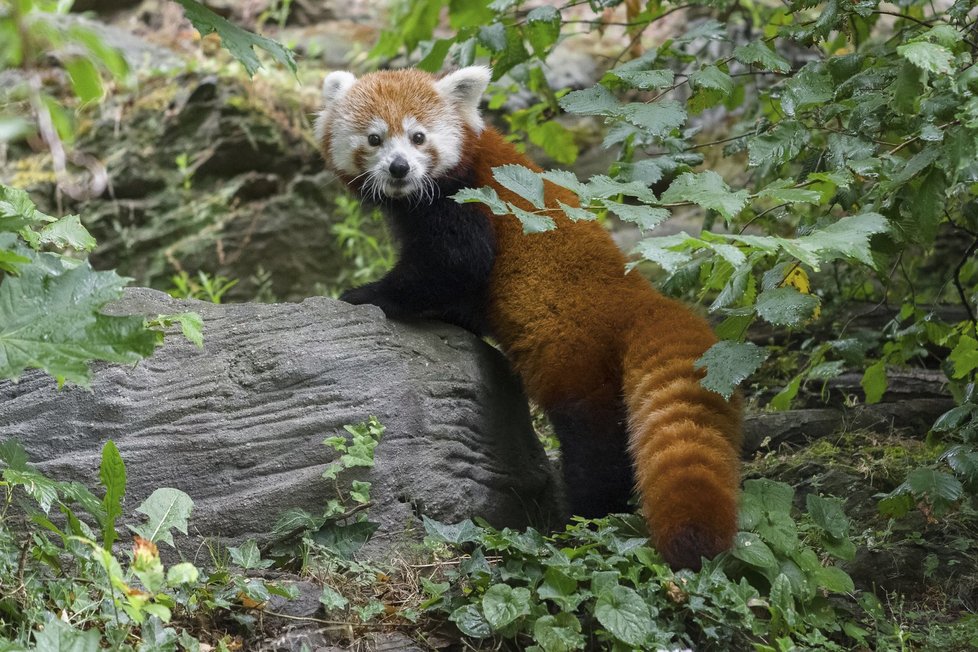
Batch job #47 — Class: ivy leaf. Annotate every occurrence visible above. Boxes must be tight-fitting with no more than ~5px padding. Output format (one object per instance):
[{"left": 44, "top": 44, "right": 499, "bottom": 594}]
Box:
[
  {"left": 694, "top": 340, "right": 769, "bottom": 399},
  {"left": 493, "top": 164, "right": 546, "bottom": 208},
  {"left": 320, "top": 585, "right": 350, "bottom": 612},
  {"left": 128, "top": 488, "right": 193, "bottom": 547},
  {"left": 482, "top": 584, "right": 532, "bottom": 630},
  {"left": 172, "top": 0, "right": 297, "bottom": 77},
  {"left": 0, "top": 256, "right": 162, "bottom": 386},
  {"left": 733, "top": 41, "right": 791, "bottom": 73},
  {"left": 450, "top": 604, "right": 491, "bottom": 638},
  {"left": 661, "top": 171, "right": 749, "bottom": 223},
  {"left": 897, "top": 41, "right": 954, "bottom": 75},
  {"left": 229, "top": 539, "right": 273, "bottom": 570},
  {"left": 754, "top": 287, "right": 819, "bottom": 327},
  {"left": 594, "top": 585, "right": 652, "bottom": 647},
  {"left": 423, "top": 516, "right": 481, "bottom": 545}
]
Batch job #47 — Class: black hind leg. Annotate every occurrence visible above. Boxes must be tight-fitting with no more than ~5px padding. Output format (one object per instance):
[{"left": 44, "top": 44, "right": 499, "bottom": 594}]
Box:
[{"left": 548, "top": 403, "right": 634, "bottom": 518}]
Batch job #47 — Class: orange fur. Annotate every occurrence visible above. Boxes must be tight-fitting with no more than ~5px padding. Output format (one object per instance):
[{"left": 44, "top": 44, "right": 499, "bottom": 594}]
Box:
[{"left": 466, "top": 129, "right": 742, "bottom": 569}]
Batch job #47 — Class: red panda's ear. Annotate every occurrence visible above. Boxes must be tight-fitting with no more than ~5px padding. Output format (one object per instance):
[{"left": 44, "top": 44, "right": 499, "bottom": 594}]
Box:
[
  {"left": 321, "top": 71, "right": 357, "bottom": 107},
  {"left": 435, "top": 66, "right": 491, "bottom": 132}
]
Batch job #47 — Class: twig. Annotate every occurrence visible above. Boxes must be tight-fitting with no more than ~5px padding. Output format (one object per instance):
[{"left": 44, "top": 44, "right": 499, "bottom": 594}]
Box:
[{"left": 948, "top": 216, "right": 978, "bottom": 333}]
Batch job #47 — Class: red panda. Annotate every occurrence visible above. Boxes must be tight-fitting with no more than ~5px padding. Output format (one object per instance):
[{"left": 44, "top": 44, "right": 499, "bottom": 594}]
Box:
[{"left": 315, "top": 66, "right": 743, "bottom": 570}]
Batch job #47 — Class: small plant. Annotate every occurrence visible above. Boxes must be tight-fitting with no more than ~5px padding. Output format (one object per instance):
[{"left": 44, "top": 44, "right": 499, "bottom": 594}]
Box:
[
  {"left": 168, "top": 270, "right": 240, "bottom": 303},
  {"left": 418, "top": 479, "right": 862, "bottom": 650},
  {"left": 329, "top": 195, "right": 395, "bottom": 296}
]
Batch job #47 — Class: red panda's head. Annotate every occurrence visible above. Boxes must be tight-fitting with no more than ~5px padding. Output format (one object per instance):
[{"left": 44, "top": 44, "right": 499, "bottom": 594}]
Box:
[{"left": 314, "top": 67, "right": 491, "bottom": 201}]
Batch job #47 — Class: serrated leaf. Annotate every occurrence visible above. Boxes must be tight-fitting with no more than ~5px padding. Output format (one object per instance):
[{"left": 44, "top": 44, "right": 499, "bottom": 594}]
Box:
[
  {"left": 690, "top": 65, "right": 733, "bottom": 96},
  {"left": 618, "top": 100, "right": 686, "bottom": 137},
  {"left": 949, "top": 335, "right": 978, "bottom": 379},
  {"left": 453, "top": 186, "right": 508, "bottom": 214},
  {"left": 528, "top": 121, "right": 578, "bottom": 164},
  {"left": 36, "top": 214, "right": 97, "bottom": 251},
  {"left": 493, "top": 164, "right": 546, "bottom": 209},
  {"left": 788, "top": 212, "right": 889, "bottom": 270},
  {"left": 526, "top": 5, "right": 560, "bottom": 55},
  {"left": 609, "top": 68, "right": 674, "bottom": 89},
  {"left": 781, "top": 64, "right": 832, "bottom": 117},
  {"left": 558, "top": 84, "right": 619, "bottom": 116},
  {"left": 99, "top": 440, "right": 126, "bottom": 549},
  {"left": 749, "top": 122, "right": 810, "bottom": 168},
  {"left": 602, "top": 201, "right": 669, "bottom": 231},
  {"left": 733, "top": 41, "right": 791, "bottom": 73},
  {"left": 173, "top": 0, "right": 296, "bottom": 77},
  {"left": 0, "top": 256, "right": 162, "bottom": 386},
  {"left": 482, "top": 584, "right": 532, "bottom": 630},
  {"left": 755, "top": 287, "right": 819, "bottom": 327},
  {"left": 594, "top": 585, "right": 652, "bottom": 647},
  {"left": 128, "top": 488, "right": 193, "bottom": 547},
  {"left": 557, "top": 201, "right": 595, "bottom": 222},
  {"left": 510, "top": 205, "right": 556, "bottom": 234},
  {"left": 897, "top": 41, "right": 954, "bottom": 75},
  {"left": 584, "top": 175, "right": 658, "bottom": 203},
  {"left": 694, "top": 340, "right": 769, "bottom": 399},
  {"left": 661, "top": 171, "right": 749, "bottom": 223}
]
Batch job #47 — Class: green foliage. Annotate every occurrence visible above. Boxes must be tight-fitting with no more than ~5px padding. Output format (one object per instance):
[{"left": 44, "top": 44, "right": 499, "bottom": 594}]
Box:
[
  {"left": 329, "top": 195, "right": 395, "bottom": 296},
  {"left": 419, "top": 479, "right": 865, "bottom": 650},
  {"left": 0, "top": 184, "right": 183, "bottom": 387},
  {"left": 167, "top": 270, "right": 239, "bottom": 304},
  {"left": 172, "top": 0, "right": 297, "bottom": 77}
]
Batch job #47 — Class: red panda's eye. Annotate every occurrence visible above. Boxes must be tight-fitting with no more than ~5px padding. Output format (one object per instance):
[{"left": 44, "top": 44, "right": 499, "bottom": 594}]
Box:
[
  {"left": 367, "top": 134, "right": 382, "bottom": 146},
  {"left": 412, "top": 132, "right": 426, "bottom": 145}
]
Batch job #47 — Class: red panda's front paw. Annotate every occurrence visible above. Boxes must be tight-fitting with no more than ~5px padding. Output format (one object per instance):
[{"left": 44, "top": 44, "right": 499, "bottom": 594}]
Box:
[{"left": 339, "top": 285, "right": 376, "bottom": 305}]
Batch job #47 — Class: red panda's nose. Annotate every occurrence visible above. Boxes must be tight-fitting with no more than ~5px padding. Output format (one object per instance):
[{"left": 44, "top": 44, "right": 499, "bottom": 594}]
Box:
[{"left": 389, "top": 157, "right": 410, "bottom": 179}]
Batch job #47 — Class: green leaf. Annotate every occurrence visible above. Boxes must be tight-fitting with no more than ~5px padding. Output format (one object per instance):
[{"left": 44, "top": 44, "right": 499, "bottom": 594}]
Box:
[
  {"left": 732, "top": 531, "right": 778, "bottom": 569},
  {"left": 526, "top": 5, "right": 560, "bottom": 55},
  {"left": 510, "top": 205, "right": 556, "bottom": 234},
  {"left": 482, "top": 584, "right": 532, "bottom": 630},
  {"left": 949, "top": 335, "right": 978, "bottom": 379},
  {"left": 897, "top": 41, "right": 954, "bottom": 75},
  {"left": 229, "top": 539, "right": 272, "bottom": 569},
  {"left": 749, "top": 122, "right": 809, "bottom": 168},
  {"left": 320, "top": 585, "right": 350, "bottom": 612},
  {"left": 558, "top": 84, "right": 619, "bottom": 116},
  {"left": 788, "top": 212, "right": 889, "bottom": 270},
  {"left": 754, "top": 287, "right": 819, "bottom": 327},
  {"left": 601, "top": 201, "right": 669, "bottom": 231},
  {"left": 690, "top": 65, "right": 733, "bottom": 96},
  {"left": 695, "top": 340, "right": 769, "bottom": 400},
  {"left": 33, "top": 615, "right": 100, "bottom": 652},
  {"left": 172, "top": 0, "right": 297, "bottom": 77},
  {"left": 533, "top": 613, "right": 584, "bottom": 652},
  {"left": 528, "top": 121, "right": 578, "bottom": 165},
  {"left": 906, "top": 468, "right": 964, "bottom": 509},
  {"left": 3, "top": 468, "right": 59, "bottom": 513},
  {"left": 36, "top": 214, "right": 97, "bottom": 251},
  {"left": 450, "top": 604, "right": 491, "bottom": 638},
  {"left": 166, "top": 562, "right": 200, "bottom": 586},
  {"left": 0, "top": 256, "right": 162, "bottom": 386},
  {"left": 816, "top": 565, "right": 855, "bottom": 593},
  {"left": 128, "top": 488, "right": 193, "bottom": 547},
  {"left": 618, "top": 100, "right": 686, "bottom": 137},
  {"left": 781, "top": 64, "right": 832, "bottom": 117},
  {"left": 733, "top": 42, "right": 791, "bottom": 73},
  {"left": 423, "top": 516, "right": 481, "bottom": 545},
  {"left": 493, "top": 164, "right": 546, "bottom": 209},
  {"left": 99, "top": 440, "right": 126, "bottom": 549},
  {"left": 609, "top": 69, "right": 674, "bottom": 89},
  {"left": 453, "top": 186, "right": 508, "bottom": 214},
  {"left": 861, "top": 360, "right": 887, "bottom": 404},
  {"left": 594, "top": 585, "right": 652, "bottom": 647},
  {"left": 806, "top": 494, "right": 848, "bottom": 539},
  {"left": 65, "top": 57, "right": 103, "bottom": 103},
  {"left": 661, "top": 171, "right": 749, "bottom": 223}
]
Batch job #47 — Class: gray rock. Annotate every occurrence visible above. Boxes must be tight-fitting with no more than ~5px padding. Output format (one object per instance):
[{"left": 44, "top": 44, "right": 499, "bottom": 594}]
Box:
[{"left": 0, "top": 288, "right": 560, "bottom": 559}]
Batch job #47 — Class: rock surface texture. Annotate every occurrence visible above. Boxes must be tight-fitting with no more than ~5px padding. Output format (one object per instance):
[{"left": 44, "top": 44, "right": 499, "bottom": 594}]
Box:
[{"left": 0, "top": 289, "right": 559, "bottom": 558}]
